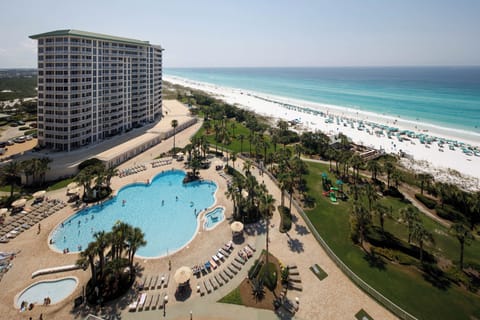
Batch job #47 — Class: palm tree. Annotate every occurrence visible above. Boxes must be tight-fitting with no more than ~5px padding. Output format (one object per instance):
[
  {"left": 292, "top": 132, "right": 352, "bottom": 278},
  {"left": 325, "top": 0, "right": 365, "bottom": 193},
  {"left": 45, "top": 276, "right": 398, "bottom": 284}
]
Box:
[
  {"left": 349, "top": 154, "right": 363, "bottom": 184},
  {"left": 238, "top": 134, "right": 245, "bottom": 154},
  {"left": 230, "top": 122, "right": 236, "bottom": 137},
  {"left": 171, "top": 119, "right": 179, "bottom": 153},
  {"left": 78, "top": 242, "right": 98, "bottom": 286},
  {"left": 1, "top": 161, "right": 21, "bottom": 198},
  {"left": 126, "top": 227, "right": 147, "bottom": 274},
  {"left": 366, "top": 159, "right": 382, "bottom": 180},
  {"left": 374, "top": 203, "right": 389, "bottom": 232},
  {"left": 251, "top": 277, "right": 265, "bottom": 302},
  {"left": 93, "top": 231, "right": 109, "bottom": 279},
  {"left": 325, "top": 148, "right": 335, "bottom": 171},
  {"left": 364, "top": 184, "right": 379, "bottom": 211},
  {"left": 417, "top": 173, "right": 433, "bottom": 195},
  {"left": 450, "top": 223, "right": 474, "bottom": 270},
  {"left": 231, "top": 152, "right": 237, "bottom": 169},
  {"left": 277, "top": 172, "right": 290, "bottom": 208},
  {"left": 242, "top": 159, "right": 252, "bottom": 175},
  {"left": 105, "top": 167, "right": 118, "bottom": 189},
  {"left": 391, "top": 169, "right": 402, "bottom": 188},
  {"left": 38, "top": 157, "right": 52, "bottom": 184},
  {"left": 412, "top": 222, "right": 434, "bottom": 264},
  {"left": 260, "top": 191, "right": 276, "bottom": 267},
  {"left": 350, "top": 201, "right": 371, "bottom": 248},
  {"left": 400, "top": 206, "right": 420, "bottom": 244},
  {"left": 21, "top": 159, "right": 35, "bottom": 185},
  {"left": 384, "top": 160, "right": 395, "bottom": 188}
]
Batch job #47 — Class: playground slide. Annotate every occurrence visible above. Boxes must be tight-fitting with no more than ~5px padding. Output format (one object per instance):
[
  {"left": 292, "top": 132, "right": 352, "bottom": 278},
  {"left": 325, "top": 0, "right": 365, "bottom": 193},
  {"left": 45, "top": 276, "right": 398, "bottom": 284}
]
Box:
[{"left": 329, "top": 192, "right": 337, "bottom": 202}]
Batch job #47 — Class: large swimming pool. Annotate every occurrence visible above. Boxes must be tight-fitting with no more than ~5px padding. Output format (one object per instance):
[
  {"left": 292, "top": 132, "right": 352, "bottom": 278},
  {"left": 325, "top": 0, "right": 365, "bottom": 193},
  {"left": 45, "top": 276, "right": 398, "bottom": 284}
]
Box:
[{"left": 50, "top": 170, "right": 217, "bottom": 257}]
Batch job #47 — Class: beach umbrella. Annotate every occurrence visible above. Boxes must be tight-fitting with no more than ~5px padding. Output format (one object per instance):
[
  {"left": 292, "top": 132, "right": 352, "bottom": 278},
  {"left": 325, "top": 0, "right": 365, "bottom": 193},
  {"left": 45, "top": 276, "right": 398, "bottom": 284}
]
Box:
[
  {"left": 174, "top": 266, "right": 192, "bottom": 285},
  {"left": 0, "top": 208, "right": 8, "bottom": 215},
  {"left": 11, "top": 199, "right": 27, "bottom": 208},
  {"left": 231, "top": 221, "right": 244, "bottom": 233},
  {"left": 33, "top": 190, "right": 46, "bottom": 199}
]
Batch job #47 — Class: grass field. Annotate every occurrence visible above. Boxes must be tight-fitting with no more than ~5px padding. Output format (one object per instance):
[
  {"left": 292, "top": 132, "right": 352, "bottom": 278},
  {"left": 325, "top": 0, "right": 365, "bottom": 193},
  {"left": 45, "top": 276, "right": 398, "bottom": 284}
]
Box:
[{"left": 304, "top": 161, "right": 480, "bottom": 320}]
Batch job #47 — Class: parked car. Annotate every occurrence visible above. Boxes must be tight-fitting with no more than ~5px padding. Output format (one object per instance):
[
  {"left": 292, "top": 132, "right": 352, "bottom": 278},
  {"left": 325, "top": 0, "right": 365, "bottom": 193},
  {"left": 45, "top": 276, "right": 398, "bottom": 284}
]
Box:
[
  {"left": 6, "top": 140, "right": 14, "bottom": 146},
  {"left": 17, "top": 121, "right": 25, "bottom": 125},
  {"left": 0, "top": 142, "right": 6, "bottom": 148},
  {"left": 25, "top": 135, "right": 33, "bottom": 141}
]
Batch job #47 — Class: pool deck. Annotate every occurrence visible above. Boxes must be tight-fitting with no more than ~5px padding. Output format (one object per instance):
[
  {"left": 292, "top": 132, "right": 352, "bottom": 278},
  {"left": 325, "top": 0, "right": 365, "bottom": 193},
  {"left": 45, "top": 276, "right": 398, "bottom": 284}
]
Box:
[{"left": 0, "top": 100, "right": 397, "bottom": 320}]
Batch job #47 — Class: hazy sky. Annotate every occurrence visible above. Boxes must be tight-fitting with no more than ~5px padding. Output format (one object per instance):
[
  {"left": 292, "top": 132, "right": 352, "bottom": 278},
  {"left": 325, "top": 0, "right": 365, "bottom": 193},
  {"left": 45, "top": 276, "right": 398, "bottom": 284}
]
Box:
[{"left": 1, "top": 0, "right": 479, "bottom": 68}]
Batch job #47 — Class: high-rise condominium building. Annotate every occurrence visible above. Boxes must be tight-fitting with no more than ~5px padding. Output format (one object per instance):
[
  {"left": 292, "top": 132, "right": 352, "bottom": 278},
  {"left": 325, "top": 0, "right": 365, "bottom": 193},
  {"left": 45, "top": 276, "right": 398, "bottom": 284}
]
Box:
[{"left": 29, "top": 30, "right": 163, "bottom": 151}]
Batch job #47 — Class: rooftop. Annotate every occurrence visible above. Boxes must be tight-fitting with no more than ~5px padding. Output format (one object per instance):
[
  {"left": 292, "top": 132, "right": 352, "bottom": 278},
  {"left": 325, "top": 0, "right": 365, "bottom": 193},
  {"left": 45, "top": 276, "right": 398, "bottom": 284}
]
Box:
[{"left": 29, "top": 29, "right": 155, "bottom": 46}]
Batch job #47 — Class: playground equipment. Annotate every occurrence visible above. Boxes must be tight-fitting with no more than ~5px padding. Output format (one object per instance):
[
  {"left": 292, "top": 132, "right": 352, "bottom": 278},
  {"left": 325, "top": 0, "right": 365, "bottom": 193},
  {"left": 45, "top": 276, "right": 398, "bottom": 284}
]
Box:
[{"left": 322, "top": 173, "right": 344, "bottom": 203}]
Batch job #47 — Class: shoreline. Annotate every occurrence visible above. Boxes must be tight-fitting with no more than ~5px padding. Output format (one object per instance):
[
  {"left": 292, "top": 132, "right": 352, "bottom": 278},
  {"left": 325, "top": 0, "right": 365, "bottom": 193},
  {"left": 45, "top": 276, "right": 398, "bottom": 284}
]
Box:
[{"left": 165, "top": 75, "right": 480, "bottom": 188}]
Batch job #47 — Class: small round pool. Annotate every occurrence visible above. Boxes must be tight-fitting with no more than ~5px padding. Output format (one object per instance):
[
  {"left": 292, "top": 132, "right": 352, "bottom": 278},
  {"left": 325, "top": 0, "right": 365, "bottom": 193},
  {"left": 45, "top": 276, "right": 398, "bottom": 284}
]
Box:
[
  {"left": 204, "top": 207, "right": 225, "bottom": 230},
  {"left": 50, "top": 170, "right": 218, "bottom": 258},
  {"left": 16, "top": 277, "right": 78, "bottom": 308}
]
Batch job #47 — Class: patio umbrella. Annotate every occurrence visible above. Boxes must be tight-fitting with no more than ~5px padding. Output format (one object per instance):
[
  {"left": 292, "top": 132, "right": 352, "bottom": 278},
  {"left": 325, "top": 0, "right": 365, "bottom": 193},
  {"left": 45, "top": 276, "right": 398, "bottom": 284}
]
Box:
[
  {"left": 174, "top": 266, "right": 192, "bottom": 284},
  {"left": 12, "top": 199, "right": 27, "bottom": 208},
  {"left": 33, "top": 190, "right": 46, "bottom": 199},
  {"left": 0, "top": 208, "right": 8, "bottom": 215},
  {"left": 230, "top": 221, "right": 244, "bottom": 233}
]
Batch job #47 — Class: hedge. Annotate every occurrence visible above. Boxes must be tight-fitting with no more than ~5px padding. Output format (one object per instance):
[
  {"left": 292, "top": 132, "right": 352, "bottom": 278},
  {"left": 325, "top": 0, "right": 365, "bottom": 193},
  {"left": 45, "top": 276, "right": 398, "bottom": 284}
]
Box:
[
  {"left": 415, "top": 193, "right": 437, "bottom": 209},
  {"left": 436, "top": 205, "right": 465, "bottom": 223},
  {"left": 278, "top": 205, "right": 292, "bottom": 233}
]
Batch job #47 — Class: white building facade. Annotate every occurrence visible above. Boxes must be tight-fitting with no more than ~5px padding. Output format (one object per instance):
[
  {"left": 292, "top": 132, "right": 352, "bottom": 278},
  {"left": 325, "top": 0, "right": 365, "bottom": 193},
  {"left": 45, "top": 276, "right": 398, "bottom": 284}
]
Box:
[{"left": 29, "top": 30, "right": 163, "bottom": 151}]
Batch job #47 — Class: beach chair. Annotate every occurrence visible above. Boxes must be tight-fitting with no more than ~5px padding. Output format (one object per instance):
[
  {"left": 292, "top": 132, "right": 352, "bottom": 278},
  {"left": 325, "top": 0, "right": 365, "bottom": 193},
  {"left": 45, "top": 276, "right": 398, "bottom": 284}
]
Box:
[
  {"left": 128, "top": 295, "right": 140, "bottom": 312},
  {"left": 197, "top": 282, "right": 205, "bottom": 296},
  {"left": 288, "top": 282, "right": 303, "bottom": 291},
  {"left": 163, "top": 273, "right": 170, "bottom": 288},
  {"left": 137, "top": 293, "right": 147, "bottom": 310},
  {"left": 158, "top": 274, "right": 165, "bottom": 289},
  {"left": 209, "top": 277, "right": 218, "bottom": 290},
  {"left": 150, "top": 275, "right": 157, "bottom": 290},
  {"left": 288, "top": 274, "right": 301, "bottom": 282},
  {"left": 218, "top": 272, "right": 228, "bottom": 283},
  {"left": 144, "top": 294, "right": 153, "bottom": 310},
  {"left": 219, "top": 248, "right": 230, "bottom": 257},
  {"left": 234, "top": 256, "right": 245, "bottom": 265},
  {"left": 289, "top": 268, "right": 300, "bottom": 275},
  {"left": 287, "top": 264, "right": 297, "bottom": 269},
  {"left": 216, "top": 251, "right": 225, "bottom": 260},
  {"left": 214, "top": 274, "right": 223, "bottom": 286},
  {"left": 204, "top": 280, "right": 212, "bottom": 293},
  {"left": 209, "top": 259, "right": 218, "bottom": 269},
  {"left": 152, "top": 293, "right": 160, "bottom": 310},
  {"left": 141, "top": 276, "right": 149, "bottom": 289},
  {"left": 145, "top": 276, "right": 153, "bottom": 290},
  {"left": 230, "top": 262, "right": 241, "bottom": 272},
  {"left": 223, "top": 269, "right": 233, "bottom": 279}
]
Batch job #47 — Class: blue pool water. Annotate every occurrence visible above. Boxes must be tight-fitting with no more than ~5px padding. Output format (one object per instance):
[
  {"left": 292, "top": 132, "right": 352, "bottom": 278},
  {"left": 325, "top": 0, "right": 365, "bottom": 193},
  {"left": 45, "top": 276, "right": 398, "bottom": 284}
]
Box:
[
  {"left": 16, "top": 277, "right": 77, "bottom": 307},
  {"left": 50, "top": 170, "right": 218, "bottom": 257},
  {"left": 204, "top": 207, "right": 225, "bottom": 230}
]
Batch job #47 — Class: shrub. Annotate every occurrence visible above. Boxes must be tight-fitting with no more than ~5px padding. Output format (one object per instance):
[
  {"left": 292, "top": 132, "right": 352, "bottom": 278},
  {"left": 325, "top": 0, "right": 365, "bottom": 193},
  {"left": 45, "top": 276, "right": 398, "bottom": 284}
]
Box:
[
  {"left": 78, "top": 158, "right": 102, "bottom": 170},
  {"left": 18, "top": 126, "right": 30, "bottom": 131},
  {"left": 260, "top": 262, "right": 277, "bottom": 291},
  {"left": 278, "top": 205, "right": 292, "bottom": 233},
  {"left": 383, "top": 186, "right": 404, "bottom": 199},
  {"left": 248, "top": 259, "right": 263, "bottom": 279},
  {"left": 436, "top": 205, "right": 465, "bottom": 223},
  {"left": 415, "top": 193, "right": 437, "bottom": 209}
]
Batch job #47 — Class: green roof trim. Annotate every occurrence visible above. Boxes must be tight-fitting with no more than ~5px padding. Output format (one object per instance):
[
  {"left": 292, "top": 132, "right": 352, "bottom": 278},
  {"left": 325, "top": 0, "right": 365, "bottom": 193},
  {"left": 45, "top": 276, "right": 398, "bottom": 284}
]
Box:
[{"left": 29, "top": 29, "right": 153, "bottom": 46}]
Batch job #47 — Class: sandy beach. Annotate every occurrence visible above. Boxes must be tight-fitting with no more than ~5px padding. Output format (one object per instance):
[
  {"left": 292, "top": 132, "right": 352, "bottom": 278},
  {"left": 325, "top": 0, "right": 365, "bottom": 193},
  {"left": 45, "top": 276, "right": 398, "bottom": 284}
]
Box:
[{"left": 165, "top": 76, "right": 480, "bottom": 189}]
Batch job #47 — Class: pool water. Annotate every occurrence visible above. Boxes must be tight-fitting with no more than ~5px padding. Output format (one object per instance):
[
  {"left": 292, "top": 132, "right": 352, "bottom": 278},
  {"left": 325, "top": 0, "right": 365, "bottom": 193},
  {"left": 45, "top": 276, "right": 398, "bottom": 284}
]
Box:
[
  {"left": 204, "top": 207, "right": 225, "bottom": 230},
  {"left": 50, "top": 170, "right": 217, "bottom": 257},
  {"left": 16, "top": 277, "right": 77, "bottom": 307}
]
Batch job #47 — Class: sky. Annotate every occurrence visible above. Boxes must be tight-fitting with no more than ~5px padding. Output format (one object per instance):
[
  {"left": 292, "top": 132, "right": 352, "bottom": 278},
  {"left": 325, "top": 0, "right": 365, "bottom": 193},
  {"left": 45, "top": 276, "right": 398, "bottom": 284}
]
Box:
[{"left": 1, "top": 0, "right": 480, "bottom": 68}]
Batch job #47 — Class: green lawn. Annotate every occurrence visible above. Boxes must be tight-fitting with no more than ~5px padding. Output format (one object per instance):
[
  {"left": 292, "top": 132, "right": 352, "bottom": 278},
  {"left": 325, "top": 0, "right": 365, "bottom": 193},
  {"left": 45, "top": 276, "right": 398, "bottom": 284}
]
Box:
[
  {"left": 218, "top": 287, "right": 243, "bottom": 305},
  {"left": 304, "top": 161, "right": 480, "bottom": 320},
  {"left": 193, "top": 118, "right": 291, "bottom": 156}
]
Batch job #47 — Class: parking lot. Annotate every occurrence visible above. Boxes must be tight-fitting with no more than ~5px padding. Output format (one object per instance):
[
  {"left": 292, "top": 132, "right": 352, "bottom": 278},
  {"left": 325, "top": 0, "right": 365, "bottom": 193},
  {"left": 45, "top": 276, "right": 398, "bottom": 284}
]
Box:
[{"left": 0, "top": 122, "right": 37, "bottom": 159}]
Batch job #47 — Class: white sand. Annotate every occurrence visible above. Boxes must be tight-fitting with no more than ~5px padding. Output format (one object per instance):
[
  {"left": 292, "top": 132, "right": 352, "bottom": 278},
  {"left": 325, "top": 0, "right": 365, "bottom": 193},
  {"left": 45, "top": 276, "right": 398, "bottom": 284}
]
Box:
[{"left": 165, "top": 76, "right": 480, "bottom": 189}]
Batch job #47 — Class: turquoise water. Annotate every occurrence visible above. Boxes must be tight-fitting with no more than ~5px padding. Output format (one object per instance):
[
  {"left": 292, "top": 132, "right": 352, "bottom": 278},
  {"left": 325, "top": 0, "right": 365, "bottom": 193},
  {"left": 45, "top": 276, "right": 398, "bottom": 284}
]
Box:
[
  {"left": 203, "top": 207, "right": 225, "bottom": 230},
  {"left": 16, "top": 277, "right": 77, "bottom": 307},
  {"left": 165, "top": 67, "right": 480, "bottom": 135},
  {"left": 51, "top": 170, "right": 217, "bottom": 257}
]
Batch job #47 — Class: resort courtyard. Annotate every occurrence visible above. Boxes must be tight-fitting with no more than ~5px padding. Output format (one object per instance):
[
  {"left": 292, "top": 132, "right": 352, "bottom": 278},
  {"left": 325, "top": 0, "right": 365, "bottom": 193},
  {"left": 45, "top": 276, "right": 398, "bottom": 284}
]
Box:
[{"left": 0, "top": 101, "right": 395, "bottom": 320}]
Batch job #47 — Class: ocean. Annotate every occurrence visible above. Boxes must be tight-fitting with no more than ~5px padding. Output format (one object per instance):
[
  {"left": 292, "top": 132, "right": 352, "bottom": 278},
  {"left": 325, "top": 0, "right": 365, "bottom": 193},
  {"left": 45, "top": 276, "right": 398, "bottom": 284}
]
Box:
[{"left": 165, "top": 67, "right": 480, "bottom": 136}]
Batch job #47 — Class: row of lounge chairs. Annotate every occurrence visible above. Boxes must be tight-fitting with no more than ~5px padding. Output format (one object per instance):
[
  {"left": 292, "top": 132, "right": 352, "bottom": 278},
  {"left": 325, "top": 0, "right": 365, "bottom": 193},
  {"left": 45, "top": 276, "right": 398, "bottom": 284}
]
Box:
[
  {"left": 138, "top": 273, "right": 170, "bottom": 291},
  {"left": 287, "top": 264, "right": 302, "bottom": 291},
  {"left": 151, "top": 158, "right": 172, "bottom": 168},
  {"left": 218, "top": 171, "right": 232, "bottom": 185},
  {"left": 118, "top": 165, "right": 147, "bottom": 178},
  {"left": 129, "top": 291, "right": 168, "bottom": 312},
  {"left": 195, "top": 242, "right": 256, "bottom": 296},
  {"left": 0, "top": 200, "right": 67, "bottom": 242}
]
